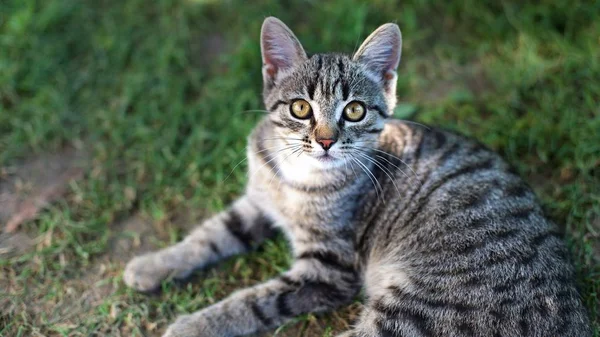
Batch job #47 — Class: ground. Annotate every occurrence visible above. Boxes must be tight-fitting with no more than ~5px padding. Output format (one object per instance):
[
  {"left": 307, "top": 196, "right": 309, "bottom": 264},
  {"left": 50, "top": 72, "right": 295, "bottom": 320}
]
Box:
[{"left": 1, "top": 1, "right": 599, "bottom": 336}]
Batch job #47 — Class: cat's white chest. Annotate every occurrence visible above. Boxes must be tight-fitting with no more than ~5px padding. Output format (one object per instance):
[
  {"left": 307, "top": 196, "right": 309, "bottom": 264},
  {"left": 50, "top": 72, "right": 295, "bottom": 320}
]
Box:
[{"left": 248, "top": 181, "right": 314, "bottom": 227}]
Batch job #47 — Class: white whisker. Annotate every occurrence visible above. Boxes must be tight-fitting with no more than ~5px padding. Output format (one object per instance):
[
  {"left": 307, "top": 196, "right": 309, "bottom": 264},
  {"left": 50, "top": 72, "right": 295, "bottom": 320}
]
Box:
[
  {"left": 374, "top": 154, "right": 419, "bottom": 189},
  {"left": 350, "top": 157, "right": 383, "bottom": 203},
  {"left": 351, "top": 146, "right": 419, "bottom": 190},
  {"left": 238, "top": 109, "right": 270, "bottom": 115},
  {"left": 397, "top": 120, "right": 431, "bottom": 130},
  {"left": 267, "top": 147, "right": 303, "bottom": 190},
  {"left": 353, "top": 143, "right": 422, "bottom": 186},
  {"left": 276, "top": 148, "right": 305, "bottom": 192},
  {"left": 354, "top": 150, "right": 402, "bottom": 197},
  {"left": 262, "top": 137, "right": 305, "bottom": 142},
  {"left": 248, "top": 145, "right": 302, "bottom": 183},
  {"left": 222, "top": 143, "right": 302, "bottom": 183}
]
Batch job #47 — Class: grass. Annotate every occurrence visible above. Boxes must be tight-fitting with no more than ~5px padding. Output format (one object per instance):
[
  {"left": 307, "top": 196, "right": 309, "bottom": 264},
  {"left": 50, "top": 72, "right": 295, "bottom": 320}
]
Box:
[{"left": 0, "top": 0, "right": 598, "bottom": 336}]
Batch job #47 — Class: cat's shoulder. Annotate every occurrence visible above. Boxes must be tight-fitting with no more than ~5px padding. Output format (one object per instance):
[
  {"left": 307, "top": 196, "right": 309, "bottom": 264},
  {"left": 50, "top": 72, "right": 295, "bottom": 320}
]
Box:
[{"left": 382, "top": 119, "right": 492, "bottom": 151}]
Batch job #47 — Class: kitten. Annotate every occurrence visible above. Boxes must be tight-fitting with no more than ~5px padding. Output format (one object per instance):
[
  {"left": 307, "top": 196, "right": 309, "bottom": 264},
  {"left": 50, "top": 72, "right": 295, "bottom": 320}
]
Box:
[{"left": 123, "top": 17, "right": 592, "bottom": 337}]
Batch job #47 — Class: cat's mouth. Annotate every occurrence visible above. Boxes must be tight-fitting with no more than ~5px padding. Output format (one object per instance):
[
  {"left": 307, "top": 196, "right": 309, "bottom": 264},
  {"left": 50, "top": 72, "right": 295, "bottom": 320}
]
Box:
[
  {"left": 309, "top": 152, "right": 347, "bottom": 168},
  {"left": 315, "top": 153, "right": 338, "bottom": 162}
]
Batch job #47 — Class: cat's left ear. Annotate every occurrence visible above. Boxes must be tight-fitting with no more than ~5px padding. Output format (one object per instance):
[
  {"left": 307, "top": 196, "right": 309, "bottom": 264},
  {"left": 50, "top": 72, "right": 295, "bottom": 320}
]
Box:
[
  {"left": 353, "top": 23, "right": 402, "bottom": 111},
  {"left": 261, "top": 17, "right": 307, "bottom": 88}
]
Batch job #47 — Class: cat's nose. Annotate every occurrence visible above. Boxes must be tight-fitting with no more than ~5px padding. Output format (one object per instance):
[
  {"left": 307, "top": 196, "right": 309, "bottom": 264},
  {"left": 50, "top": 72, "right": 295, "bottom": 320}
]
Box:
[
  {"left": 317, "top": 138, "right": 336, "bottom": 150},
  {"left": 314, "top": 124, "right": 339, "bottom": 151}
]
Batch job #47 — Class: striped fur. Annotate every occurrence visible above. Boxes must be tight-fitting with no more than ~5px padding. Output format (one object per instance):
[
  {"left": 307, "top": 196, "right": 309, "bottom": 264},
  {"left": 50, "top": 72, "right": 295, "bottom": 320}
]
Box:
[{"left": 123, "top": 17, "right": 592, "bottom": 337}]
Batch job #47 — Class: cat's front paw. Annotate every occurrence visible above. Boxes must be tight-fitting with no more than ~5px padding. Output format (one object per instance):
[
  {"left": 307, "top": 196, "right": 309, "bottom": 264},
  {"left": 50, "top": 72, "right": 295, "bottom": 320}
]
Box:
[
  {"left": 162, "top": 314, "right": 217, "bottom": 337},
  {"left": 123, "top": 253, "right": 172, "bottom": 292}
]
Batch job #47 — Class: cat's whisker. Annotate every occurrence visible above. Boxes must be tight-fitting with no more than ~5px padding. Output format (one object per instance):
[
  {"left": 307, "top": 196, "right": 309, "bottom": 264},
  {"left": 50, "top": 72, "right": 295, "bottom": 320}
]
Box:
[
  {"left": 353, "top": 150, "right": 403, "bottom": 197},
  {"left": 238, "top": 109, "right": 271, "bottom": 115},
  {"left": 262, "top": 136, "right": 305, "bottom": 142},
  {"left": 341, "top": 152, "right": 351, "bottom": 178},
  {"left": 351, "top": 23, "right": 365, "bottom": 56},
  {"left": 262, "top": 136, "right": 304, "bottom": 140},
  {"left": 348, "top": 156, "right": 359, "bottom": 179},
  {"left": 267, "top": 147, "right": 303, "bottom": 190},
  {"left": 293, "top": 145, "right": 309, "bottom": 157},
  {"left": 222, "top": 145, "right": 254, "bottom": 183},
  {"left": 341, "top": 153, "right": 359, "bottom": 180},
  {"left": 261, "top": 137, "right": 305, "bottom": 148},
  {"left": 371, "top": 148, "right": 423, "bottom": 187},
  {"left": 351, "top": 146, "right": 419, "bottom": 190},
  {"left": 352, "top": 144, "right": 423, "bottom": 186},
  {"left": 223, "top": 143, "right": 304, "bottom": 182},
  {"left": 350, "top": 157, "right": 383, "bottom": 203},
  {"left": 396, "top": 119, "right": 431, "bottom": 130},
  {"left": 254, "top": 143, "right": 302, "bottom": 154},
  {"left": 276, "top": 148, "right": 304, "bottom": 192},
  {"left": 263, "top": 139, "right": 303, "bottom": 147},
  {"left": 223, "top": 157, "right": 248, "bottom": 183},
  {"left": 248, "top": 145, "right": 303, "bottom": 182},
  {"left": 352, "top": 158, "right": 385, "bottom": 202},
  {"left": 374, "top": 154, "right": 419, "bottom": 190}
]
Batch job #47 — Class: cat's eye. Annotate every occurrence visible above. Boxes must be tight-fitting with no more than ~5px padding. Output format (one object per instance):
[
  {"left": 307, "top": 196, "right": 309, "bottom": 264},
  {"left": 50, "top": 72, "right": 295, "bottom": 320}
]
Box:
[
  {"left": 343, "top": 101, "right": 366, "bottom": 122},
  {"left": 290, "top": 99, "right": 312, "bottom": 119}
]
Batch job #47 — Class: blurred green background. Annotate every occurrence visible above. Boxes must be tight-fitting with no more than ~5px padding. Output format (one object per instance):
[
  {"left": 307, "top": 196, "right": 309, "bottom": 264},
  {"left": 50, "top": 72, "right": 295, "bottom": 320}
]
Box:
[{"left": 1, "top": 0, "right": 598, "bottom": 336}]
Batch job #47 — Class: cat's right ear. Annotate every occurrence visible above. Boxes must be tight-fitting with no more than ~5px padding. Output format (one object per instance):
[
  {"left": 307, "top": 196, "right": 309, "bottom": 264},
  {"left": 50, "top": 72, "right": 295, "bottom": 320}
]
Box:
[{"left": 261, "top": 17, "right": 307, "bottom": 87}]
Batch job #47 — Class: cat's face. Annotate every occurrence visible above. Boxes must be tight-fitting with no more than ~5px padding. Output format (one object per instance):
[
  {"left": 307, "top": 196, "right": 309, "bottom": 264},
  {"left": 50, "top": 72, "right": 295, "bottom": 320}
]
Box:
[{"left": 260, "top": 17, "right": 402, "bottom": 169}]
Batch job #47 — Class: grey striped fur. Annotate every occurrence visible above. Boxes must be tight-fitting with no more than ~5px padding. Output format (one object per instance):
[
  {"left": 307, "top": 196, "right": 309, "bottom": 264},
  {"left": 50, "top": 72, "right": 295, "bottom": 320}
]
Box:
[{"left": 123, "top": 17, "right": 592, "bottom": 337}]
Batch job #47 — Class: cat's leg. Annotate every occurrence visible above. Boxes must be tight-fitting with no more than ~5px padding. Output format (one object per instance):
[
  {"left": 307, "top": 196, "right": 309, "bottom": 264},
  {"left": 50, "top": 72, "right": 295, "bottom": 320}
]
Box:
[
  {"left": 336, "top": 259, "right": 417, "bottom": 337},
  {"left": 338, "top": 298, "right": 432, "bottom": 337},
  {"left": 333, "top": 308, "right": 385, "bottom": 337},
  {"left": 124, "top": 196, "right": 275, "bottom": 292},
  {"left": 162, "top": 249, "right": 361, "bottom": 337}
]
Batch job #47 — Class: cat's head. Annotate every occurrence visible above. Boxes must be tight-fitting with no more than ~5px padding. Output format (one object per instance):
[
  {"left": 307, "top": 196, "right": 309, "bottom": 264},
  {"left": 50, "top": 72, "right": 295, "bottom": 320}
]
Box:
[{"left": 260, "top": 17, "right": 401, "bottom": 169}]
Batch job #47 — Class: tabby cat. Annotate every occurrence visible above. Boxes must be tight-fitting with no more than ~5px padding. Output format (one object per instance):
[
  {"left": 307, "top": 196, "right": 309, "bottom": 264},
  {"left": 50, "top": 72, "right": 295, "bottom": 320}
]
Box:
[{"left": 123, "top": 17, "right": 592, "bottom": 337}]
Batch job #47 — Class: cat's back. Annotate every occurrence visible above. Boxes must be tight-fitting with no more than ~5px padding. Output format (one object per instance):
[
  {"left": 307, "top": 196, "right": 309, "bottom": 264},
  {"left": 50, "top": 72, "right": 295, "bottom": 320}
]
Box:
[{"left": 356, "top": 119, "right": 592, "bottom": 336}]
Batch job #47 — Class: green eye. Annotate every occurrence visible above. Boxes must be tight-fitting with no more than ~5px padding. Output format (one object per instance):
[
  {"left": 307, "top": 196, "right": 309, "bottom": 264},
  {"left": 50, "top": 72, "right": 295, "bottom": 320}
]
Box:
[
  {"left": 343, "top": 101, "right": 366, "bottom": 122},
  {"left": 290, "top": 99, "right": 312, "bottom": 119}
]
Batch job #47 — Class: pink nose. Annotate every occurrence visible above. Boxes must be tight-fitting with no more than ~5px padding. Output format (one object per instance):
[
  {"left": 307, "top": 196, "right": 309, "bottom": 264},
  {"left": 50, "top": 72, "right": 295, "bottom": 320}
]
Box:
[{"left": 317, "top": 138, "right": 336, "bottom": 150}]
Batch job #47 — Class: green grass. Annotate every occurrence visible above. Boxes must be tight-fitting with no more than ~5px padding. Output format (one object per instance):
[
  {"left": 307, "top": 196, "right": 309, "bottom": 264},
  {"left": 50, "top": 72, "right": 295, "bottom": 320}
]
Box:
[{"left": 1, "top": 0, "right": 599, "bottom": 336}]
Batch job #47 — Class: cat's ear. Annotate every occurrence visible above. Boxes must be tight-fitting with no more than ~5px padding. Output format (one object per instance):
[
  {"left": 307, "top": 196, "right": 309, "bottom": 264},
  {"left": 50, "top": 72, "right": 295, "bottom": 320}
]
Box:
[
  {"left": 353, "top": 23, "right": 402, "bottom": 109},
  {"left": 261, "top": 17, "right": 307, "bottom": 86}
]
